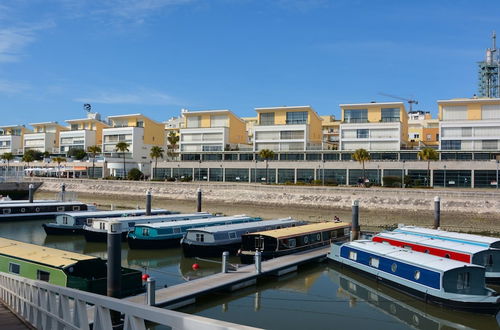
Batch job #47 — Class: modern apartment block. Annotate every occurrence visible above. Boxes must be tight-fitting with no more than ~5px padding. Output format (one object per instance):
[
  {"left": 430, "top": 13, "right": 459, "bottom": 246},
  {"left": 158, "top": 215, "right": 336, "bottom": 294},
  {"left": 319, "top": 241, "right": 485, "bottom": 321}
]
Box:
[
  {"left": 321, "top": 115, "right": 340, "bottom": 150},
  {"left": 102, "top": 114, "right": 165, "bottom": 160},
  {"left": 179, "top": 109, "right": 247, "bottom": 152},
  {"left": 0, "top": 125, "right": 32, "bottom": 155},
  {"left": 253, "top": 106, "right": 322, "bottom": 152},
  {"left": 339, "top": 102, "right": 408, "bottom": 151},
  {"left": 60, "top": 112, "right": 109, "bottom": 153},
  {"left": 24, "top": 122, "right": 67, "bottom": 153},
  {"left": 407, "top": 111, "right": 439, "bottom": 148},
  {"left": 438, "top": 98, "right": 500, "bottom": 151}
]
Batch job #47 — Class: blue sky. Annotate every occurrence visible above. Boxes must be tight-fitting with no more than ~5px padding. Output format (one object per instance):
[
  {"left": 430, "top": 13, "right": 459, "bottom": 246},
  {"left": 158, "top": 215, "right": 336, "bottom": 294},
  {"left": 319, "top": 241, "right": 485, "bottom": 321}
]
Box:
[{"left": 1, "top": 0, "right": 499, "bottom": 125}]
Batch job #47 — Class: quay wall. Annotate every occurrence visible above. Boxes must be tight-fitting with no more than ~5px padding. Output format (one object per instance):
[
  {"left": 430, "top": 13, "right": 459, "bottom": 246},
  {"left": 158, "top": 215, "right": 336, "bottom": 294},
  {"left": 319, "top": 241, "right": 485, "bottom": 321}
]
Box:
[{"left": 35, "top": 178, "right": 500, "bottom": 215}]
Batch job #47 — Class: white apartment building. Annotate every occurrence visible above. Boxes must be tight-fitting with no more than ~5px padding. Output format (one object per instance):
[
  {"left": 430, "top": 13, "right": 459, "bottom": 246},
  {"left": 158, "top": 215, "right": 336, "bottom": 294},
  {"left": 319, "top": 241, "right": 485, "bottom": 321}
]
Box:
[
  {"left": 438, "top": 98, "right": 500, "bottom": 151},
  {"left": 60, "top": 113, "right": 108, "bottom": 154},
  {"left": 0, "top": 125, "right": 27, "bottom": 155},
  {"left": 339, "top": 102, "right": 408, "bottom": 151},
  {"left": 24, "top": 122, "right": 67, "bottom": 153}
]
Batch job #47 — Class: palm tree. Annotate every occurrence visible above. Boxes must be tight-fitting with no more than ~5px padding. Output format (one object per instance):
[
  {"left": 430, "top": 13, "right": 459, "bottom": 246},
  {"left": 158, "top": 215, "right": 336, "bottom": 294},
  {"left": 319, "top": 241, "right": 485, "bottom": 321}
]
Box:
[
  {"left": 115, "top": 142, "right": 130, "bottom": 179},
  {"left": 352, "top": 148, "right": 371, "bottom": 184},
  {"left": 418, "top": 147, "right": 439, "bottom": 187},
  {"left": 258, "top": 149, "right": 275, "bottom": 184},
  {"left": 149, "top": 146, "right": 164, "bottom": 179},
  {"left": 87, "top": 145, "right": 102, "bottom": 179},
  {"left": 52, "top": 157, "right": 66, "bottom": 178},
  {"left": 1, "top": 152, "right": 14, "bottom": 175},
  {"left": 22, "top": 152, "right": 34, "bottom": 170},
  {"left": 167, "top": 131, "right": 179, "bottom": 160}
]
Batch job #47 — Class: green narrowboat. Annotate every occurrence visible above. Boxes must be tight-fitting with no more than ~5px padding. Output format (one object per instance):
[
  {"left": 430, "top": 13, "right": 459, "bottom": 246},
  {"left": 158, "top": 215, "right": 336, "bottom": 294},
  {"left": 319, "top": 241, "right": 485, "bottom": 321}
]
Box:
[{"left": 0, "top": 237, "right": 143, "bottom": 297}]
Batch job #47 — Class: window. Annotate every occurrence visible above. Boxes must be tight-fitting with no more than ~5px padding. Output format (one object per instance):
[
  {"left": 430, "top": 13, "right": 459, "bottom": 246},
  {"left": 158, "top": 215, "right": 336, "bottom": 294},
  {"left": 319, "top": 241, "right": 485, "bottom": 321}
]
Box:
[
  {"left": 442, "top": 106, "right": 467, "bottom": 121},
  {"left": 173, "top": 227, "right": 181, "bottom": 234},
  {"left": 485, "top": 254, "right": 494, "bottom": 267},
  {"left": 37, "top": 270, "right": 50, "bottom": 282},
  {"left": 445, "top": 254, "right": 451, "bottom": 258},
  {"left": 356, "top": 129, "right": 369, "bottom": 139},
  {"left": 381, "top": 108, "right": 400, "bottom": 122},
  {"left": 441, "top": 140, "right": 461, "bottom": 150},
  {"left": 414, "top": 270, "right": 421, "bottom": 280},
  {"left": 99, "top": 222, "right": 106, "bottom": 230},
  {"left": 186, "top": 116, "right": 201, "bottom": 128},
  {"left": 229, "top": 232, "right": 237, "bottom": 239},
  {"left": 57, "top": 206, "right": 65, "bottom": 212},
  {"left": 403, "top": 245, "right": 412, "bottom": 250},
  {"left": 136, "top": 121, "right": 144, "bottom": 127},
  {"left": 348, "top": 251, "right": 357, "bottom": 261},
  {"left": 280, "top": 131, "right": 304, "bottom": 140},
  {"left": 71, "top": 124, "right": 79, "bottom": 130},
  {"left": 369, "top": 257, "right": 379, "bottom": 268},
  {"left": 482, "top": 140, "right": 498, "bottom": 150},
  {"left": 62, "top": 216, "right": 68, "bottom": 225},
  {"left": 73, "top": 206, "right": 80, "bottom": 211},
  {"left": 426, "top": 134, "right": 432, "bottom": 141},
  {"left": 462, "top": 127, "right": 472, "bottom": 137},
  {"left": 260, "top": 113, "right": 275, "bottom": 125},
  {"left": 424, "top": 249, "right": 430, "bottom": 254},
  {"left": 255, "top": 236, "right": 264, "bottom": 250},
  {"left": 210, "top": 115, "right": 228, "bottom": 127},
  {"left": 288, "top": 238, "right": 296, "bottom": 248},
  {"left": 3, "top": 208, "right": 11, "bottom": 214},
  {"left": 196, "top": 233, "right": 204, "bottom": 242},
  {"left": 9, "top": 263, "right": 20, "bottom": 274},
  {"left": 457, "top": 272, "right": 470, "bottom": 289},
  {"left": 344, "top": 109, "right": 368, "bottom": 123},
  {"left": 286, "top": 111, "right": 308, "bottom": 124},
  {"left": 142, "top": 228, "right": 150, "bottom": 236},
  {"left": 391, "top": 263, "right": 397, "bottom": 272}
]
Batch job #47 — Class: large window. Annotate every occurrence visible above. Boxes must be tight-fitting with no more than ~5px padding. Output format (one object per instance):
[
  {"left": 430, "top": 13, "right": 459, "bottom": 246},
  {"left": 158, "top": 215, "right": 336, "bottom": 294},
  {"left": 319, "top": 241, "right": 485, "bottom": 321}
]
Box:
[
  {"left": 442, "top": 106, "right": 467, "bottom": 121},
  {"left": 482, "top": 105, "right": 500, "bottom": 120},
  {"left": 482, "top": 140, "right": 498, "bottom": 150},
  {"left": 280, "top": 131, "right": 304, "bottom": 139},
  {"left": 356, "top": 129, "right": 369, "bottom": 139},
  {"left": 344, "top": 109, "right": 368, "bottom": 123},
  {"left": 260, "top": 113, "right": 275, "bottom": 125},
  {"left": 381, "top": 108, "right": 400, "bottom": 122},
  {"left": 441, "top": 140, "right": 461, "bottom": 150},
  {"left": 286, "top": 111, "right": 308, "bottom": 124},
  {"left": 37, "top": 270, "right": 50, "bottom": 282},
  {"left": 186, "top": 116, "right": 201, "bottom": 128},
  {"left": 210, "top": 115, "right": 228, "bottom": 127},
  {"left": 9, "top": 263, "right": 20, "bottom": 274}
]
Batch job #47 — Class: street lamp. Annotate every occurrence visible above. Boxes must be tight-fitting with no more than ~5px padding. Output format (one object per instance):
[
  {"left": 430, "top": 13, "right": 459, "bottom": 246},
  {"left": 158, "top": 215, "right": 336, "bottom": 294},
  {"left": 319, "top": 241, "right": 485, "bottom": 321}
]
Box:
[
  {"left": 402, "top": 160, "right": 406, "bottom": 188},
  {"left": 254, "top": 159, "right": 258, "bottom": 184},
  {"left": 322, "top": 159, "right": 325, "bottom": 186},
  {"left": 496, "top": 160, "right": 499, "bottom": 190},
  {"left": 377, "top": 164, "right": 380, "bottom": 186},
  {"left": 198, "top": 159, "right": 201, "bottom": 181},
  {"left": 443, "top": 164, "right": 447, "bottom": 188}
]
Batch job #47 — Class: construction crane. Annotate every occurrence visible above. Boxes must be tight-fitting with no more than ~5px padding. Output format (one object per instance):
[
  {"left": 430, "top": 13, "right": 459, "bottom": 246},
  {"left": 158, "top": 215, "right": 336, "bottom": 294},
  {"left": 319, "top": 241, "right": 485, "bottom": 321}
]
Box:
[{"left": 378, "top": 92, "right": 418, "bottom": 112}]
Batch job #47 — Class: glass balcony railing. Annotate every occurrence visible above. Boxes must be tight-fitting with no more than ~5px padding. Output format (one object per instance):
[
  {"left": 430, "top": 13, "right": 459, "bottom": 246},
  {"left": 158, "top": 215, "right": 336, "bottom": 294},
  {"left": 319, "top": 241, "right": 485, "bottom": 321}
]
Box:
[
  {"left": 343, "top": 119, "right": 368, "bottom": 123},
  {"left": 380, "top": 117, "right": 400, "bottom": 122}
]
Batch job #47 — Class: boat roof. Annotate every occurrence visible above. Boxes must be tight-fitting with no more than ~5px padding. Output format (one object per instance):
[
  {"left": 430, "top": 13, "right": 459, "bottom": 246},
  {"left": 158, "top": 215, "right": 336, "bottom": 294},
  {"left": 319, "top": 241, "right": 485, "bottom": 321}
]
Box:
[
  {"left": 0, "top": 201, "right": 86, "bottom": 207},
  {"left": 375, "top": 232, "right": 491, "bottom": 254},
  {"left": 394, "top": 226, "right": 500, "bottom": 248},
  {"left": 138, "top": 215, "right": 257, "bottom": 229},
  {"left": 187, "top": 218, "right": 298, "bottom": 234},
  {"left": 89, "top": 212, "right": 211, "bottom": 223},
  {"left": 247, "top": 222, "right": 350, "bottom": 239},
  {"left": 345, "top": 240, "right": 482, "bottom": 272},
  {"left": 0, "top": 200, "right": 57, "bottom": 204},
  {"left": 59, "top": 209, "right": 169, "bottom": 218},
  {"left": 0, "top": 237, "right": 97, "bottom": 268}
]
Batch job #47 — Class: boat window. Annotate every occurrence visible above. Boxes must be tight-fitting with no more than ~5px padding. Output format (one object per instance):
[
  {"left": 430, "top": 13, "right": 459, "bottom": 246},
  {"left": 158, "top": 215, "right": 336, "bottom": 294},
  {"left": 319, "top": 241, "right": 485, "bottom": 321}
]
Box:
[
  {"left": 391, "top": 263, "right": 397, "bottom": 272},
  {"left": 348, "top": 251, "right": 357, "bottom": 261},
  {"left": 229, "top": 232, "right": 237, "bottom": 239},
  {"left": 303, "top": 236, "right": 309, "bottom": 244},
  {"left": 128, "top": 222, "right": 135, "bottom": 227},
  {"left": 196, "top": 234, "right": 204, "bottom": 242},
  {"left": 255, "top": 236, "right": 264, "bottom": 250},
  {"left": 173, "top": 227, "right": 181, "bottom": 234},
  {"left": 414, "top": 270, "right": 421, "bottom": 280},
  {"left": 142, "top": 228, "right": 150, "bottom": 237},
  {"left": 73, "top": 206, "right": 80, "bottom": 211},
  {"left": 485, "top": 254, "right": 493, "bottom": 267},
  {"left": 288, "top": 238, "right": 296, "bottom": 248},
  {"left": 424, "top": 249, "right": 430, "bottom": 254},
  {"left": 99, "top": 222, "right": 106, "bottom": 230},
  {"left": 35, "top": 207, "right": 40, "bottom": 213},
  {"left": 20, "top": 208, "right": 25, "bottom": 213},
  {"left": 316, "top": 233, "right": 321, "bottom": 241},
  {"left": 369, "top": 257, "right": 379, "bottom": 268},
  {"left": 445, "top": 254, "right": 451, "bottom": 258},
  {"left": 3, "top": 208, "right": 11, "bottom": 214},
  {"left": 457, "top": 272, "right": 470, "bottom": 289},
  {"left": 330, "top": 231, "right": 337, "bottom": 238},
  {"left": 57, "top": 206, "right": 65, "bottom": 212},
  {"left": 9, "top": 263, "right": 20, "bottom": 274},
  {"left": 62, "top": 216, "right": 68, "bottom": 224},
  {"left": 37, "top": 270, "right": 50, "bottom": 282}
]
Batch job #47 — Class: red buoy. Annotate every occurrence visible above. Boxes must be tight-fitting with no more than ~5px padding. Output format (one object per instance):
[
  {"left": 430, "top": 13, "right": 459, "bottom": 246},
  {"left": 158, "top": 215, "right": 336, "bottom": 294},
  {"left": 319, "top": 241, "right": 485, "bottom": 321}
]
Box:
[
  {"left": 142, "top": 273, "right": 150, "bottom": 281},
  {"left": 192, "top": 263, "right": 199, "bottom": 270}
]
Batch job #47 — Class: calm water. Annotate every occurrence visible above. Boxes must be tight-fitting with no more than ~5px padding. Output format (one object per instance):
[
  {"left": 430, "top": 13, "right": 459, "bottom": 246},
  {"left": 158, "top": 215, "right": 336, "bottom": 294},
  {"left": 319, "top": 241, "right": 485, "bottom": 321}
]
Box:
[{"left": 1, "top": 216, "right": 499, "bottom": 329}]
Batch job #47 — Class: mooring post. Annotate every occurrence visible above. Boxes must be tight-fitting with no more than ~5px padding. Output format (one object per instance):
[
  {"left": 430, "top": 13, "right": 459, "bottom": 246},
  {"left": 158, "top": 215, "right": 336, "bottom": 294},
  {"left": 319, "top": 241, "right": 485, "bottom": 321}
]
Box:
[
  {"left": 110, "top": 204, "right": 114, "bottom": 211},
  {"left": 196, "top": 187, "right": 202, "bottom": 212},
  {"left": 351, "top": 199, "right": 360, "bottom": 241},
  {"left": 146, "top": 189, "right": 152, "bottom": 216},
  {"left": 434, "top": 196, "right": 441, "bottom": 229},
  {"left": 222, "top": 251, "right": 229, "bottom": 273},
  {"left": 61, "top": 183, "right": 66, "bottom": 202},
  {"left": 28, "top": 184, "right": 34, "bottom": 203},
  {"left": 146, "top": 277, "right": 156, "bottom": 306},
  {"left": 255, "top": 251, "right": 262, "bottom": 274},
  {"left": 107, "top": 221, "right": 122, "bottom": 323}
]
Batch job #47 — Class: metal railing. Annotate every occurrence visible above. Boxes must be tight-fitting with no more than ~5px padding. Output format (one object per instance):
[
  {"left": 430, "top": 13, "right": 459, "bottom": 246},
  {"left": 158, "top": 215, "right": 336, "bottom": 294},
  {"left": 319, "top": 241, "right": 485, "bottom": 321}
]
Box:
[{"left": 0, "top": 272, "right": 258, "bottom": 330}]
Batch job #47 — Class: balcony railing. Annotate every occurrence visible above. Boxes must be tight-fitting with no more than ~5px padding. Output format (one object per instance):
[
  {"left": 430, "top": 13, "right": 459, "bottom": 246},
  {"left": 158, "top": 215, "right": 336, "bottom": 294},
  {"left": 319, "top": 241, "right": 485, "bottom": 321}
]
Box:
[
  {"left": 343, "top": 119, "right": 369, "bottom": 123},
  {"left": 380, "top": 117, "right": 400, "bottom": 122}
]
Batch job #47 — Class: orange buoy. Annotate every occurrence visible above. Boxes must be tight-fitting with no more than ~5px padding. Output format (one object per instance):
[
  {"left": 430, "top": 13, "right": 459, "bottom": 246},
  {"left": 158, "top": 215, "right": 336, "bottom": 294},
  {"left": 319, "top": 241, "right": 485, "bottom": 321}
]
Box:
[
  {"left": 141, "top": 273, "right": 150, "bottom": 281},
  {"left": 192, "top": 263, "right": 200, "bottom": 270}
]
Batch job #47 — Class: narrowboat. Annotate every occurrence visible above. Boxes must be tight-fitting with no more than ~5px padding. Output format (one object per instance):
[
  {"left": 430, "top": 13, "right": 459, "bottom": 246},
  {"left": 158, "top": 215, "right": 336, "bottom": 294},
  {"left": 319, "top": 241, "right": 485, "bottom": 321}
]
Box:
[
  {"left": 0, "top": 201, "right": 96, "bottom": 221},
  {"left": 128, "top": 215, "right": 262, "bottom": 250},
  {"left": 394, "top": 225, "right": 500, "bottom": 248},
  {"left": 43, "top": 208, "right": 173, "bottom": 235},
  {"left": 328, "top": 240, "right": 500, "bottom": 314},
  {"left": 181, "top": 218, "right": 304, "bottom": 257},
  {"left": 0, "top": 237, "right": 143, "bottom": 297},
  {"left": 239, "top": 222, "right": 351, "bottom": 264},
  {"left": 373, "top": 231, "right": 500, "bottom": 284},
  {"left": 83, "top": 212, "right": 213, "bottom": 242}
]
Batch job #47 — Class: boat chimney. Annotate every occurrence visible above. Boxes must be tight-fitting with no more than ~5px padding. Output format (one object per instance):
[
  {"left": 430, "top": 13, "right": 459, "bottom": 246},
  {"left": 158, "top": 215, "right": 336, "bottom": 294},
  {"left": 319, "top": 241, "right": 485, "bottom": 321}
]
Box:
[
  {"left": 145, "top": 189, "right": 152, "bottom": 216},
  {"left": 28, "top": 184, "right": 34, "bottom": 203},
  {"left": 351, "top": 199, "right": 360, "bottom": 241},
  {"left": 433, "top": 196, "right": 441, "bottom": 229},
  {"left": 196, "top": 188, "right": 202, "bottom": 212},
  {"left": 107, "top": 221, "right": 122, "bottom": 323}
]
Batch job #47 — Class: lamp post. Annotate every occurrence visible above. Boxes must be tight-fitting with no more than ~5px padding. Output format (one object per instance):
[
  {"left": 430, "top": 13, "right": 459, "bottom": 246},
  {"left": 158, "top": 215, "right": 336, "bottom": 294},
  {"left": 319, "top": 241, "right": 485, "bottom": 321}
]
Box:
[
  {"left": 377, "top": 164, "right": 380, "bottom": 186},
  {"left": 402, "top": 160, "right": 406, "bottom": 188},
  {"left": 496, "top": 160, "right": 499, "bottom": 190},
  {"left": 198, "top": 159, "right": 201, "bottom": 181},
  {"left": 443, "top": 164, "right": 447, "bottom": 188},
  {"left": 322, "top": 159, "right": 325, "bottom": 186},
  {"left": 176, "top": 164, "right": 180, "bottom": 180},
  {"left": 254, "top": 159, "right": 258, "bottom": 184}
]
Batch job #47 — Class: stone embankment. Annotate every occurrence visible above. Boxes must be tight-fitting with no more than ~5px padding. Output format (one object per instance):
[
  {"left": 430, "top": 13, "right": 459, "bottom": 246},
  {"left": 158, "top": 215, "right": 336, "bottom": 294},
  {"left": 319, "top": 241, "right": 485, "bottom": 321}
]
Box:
[{"left": 36, "top": 178, "right": 500, "bottom": 215}]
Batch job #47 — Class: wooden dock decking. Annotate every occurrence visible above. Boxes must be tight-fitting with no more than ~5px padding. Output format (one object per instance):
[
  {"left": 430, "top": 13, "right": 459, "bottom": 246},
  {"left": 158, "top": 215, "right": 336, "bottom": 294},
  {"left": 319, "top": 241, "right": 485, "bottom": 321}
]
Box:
[
  {"left": 126, "top": 246, "right": 331, "bottom": 308},
  {"left": 0, "top": 301, "right": 31, "bottom": 330}
]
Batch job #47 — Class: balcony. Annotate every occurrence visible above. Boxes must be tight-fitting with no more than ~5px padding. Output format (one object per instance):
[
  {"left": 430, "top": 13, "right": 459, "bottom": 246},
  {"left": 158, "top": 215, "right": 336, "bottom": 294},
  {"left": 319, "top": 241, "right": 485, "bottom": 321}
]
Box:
[
  {"left": 343, "top": 119, "right": 369, "bottom": 123},
  {"left": 380, "top": 117, "right": 400, "bottom": 123}
]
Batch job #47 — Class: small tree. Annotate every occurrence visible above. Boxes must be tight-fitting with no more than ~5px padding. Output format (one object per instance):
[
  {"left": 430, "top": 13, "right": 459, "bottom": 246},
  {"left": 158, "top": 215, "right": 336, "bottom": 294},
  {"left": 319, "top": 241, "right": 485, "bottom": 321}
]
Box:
[
  {"left": 352, "top": 148, "right": 371, "bottom": 183},
  {"left": 127, "top": 168, "right": 143, "bottom": 181},
  {"left": 115, "top": 142, "right": 130, "bottom": 179},
  {"left": 149, "top": 146, "right": 164, "bottom": 179},
  {"left": 87, "top": 145, "right": 102, "bottom": 179},
  {"left": 258, "top": 149, "right": 275, "bottom": 184},
  {"left": 67, "top": 148, "right": 87, "bottom": 160},
  {"left": 1, "top": 152, "right": 14, "bottom": 175},
  {"left": 22, "top": 152, "right": 34, "bottom": 169},
  {"left": 167, "top": 131, "right": 179, "bottom": 160},
  {"left": 418, "top": 147, "right": 439, "bottom": 187},
  {"left": 52, "top": 157, "right": 67, "bottom": 178}
]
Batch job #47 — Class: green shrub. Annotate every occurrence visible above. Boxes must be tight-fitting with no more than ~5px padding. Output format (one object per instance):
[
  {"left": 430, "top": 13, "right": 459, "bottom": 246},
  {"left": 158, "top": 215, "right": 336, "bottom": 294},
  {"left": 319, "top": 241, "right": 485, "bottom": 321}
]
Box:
[
  {"left": 67, "top": 148, "right": 87, "bottom": 160},
  {"left": 180, "top": 176, "right": 192, "bottom": 182},
  {"left": 165, "top": 177, "right": 176, "bottom": 182},
  {"left": 383, "top": 176, "right": 402, "bottom": 187},
  {"left": 127, "top": 168, "right": 144, "bottom": 181}
]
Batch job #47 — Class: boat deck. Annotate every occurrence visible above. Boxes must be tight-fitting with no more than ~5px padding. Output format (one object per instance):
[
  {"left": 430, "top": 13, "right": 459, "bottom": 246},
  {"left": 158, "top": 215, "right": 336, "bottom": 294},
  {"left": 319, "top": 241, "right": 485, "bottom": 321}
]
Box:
[
  {"left": 126, "top": 246, "right": 330, "bottom": 308},
  {"left": 0, "top": 301, "right": 31, "bottom": 329}
]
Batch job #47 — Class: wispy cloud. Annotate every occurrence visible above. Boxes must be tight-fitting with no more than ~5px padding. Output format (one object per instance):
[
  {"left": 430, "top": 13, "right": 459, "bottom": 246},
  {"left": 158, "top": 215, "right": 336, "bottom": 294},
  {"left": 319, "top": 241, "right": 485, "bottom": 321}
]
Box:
[
  {"left": 0, "top": 79, "right": 30, "bottom": 94},
  {"left": 74, "top": 88, "right": 184, "bottom": 106},
  {"left": 0, "top": 21, "right": 54, "bottom": 63}
]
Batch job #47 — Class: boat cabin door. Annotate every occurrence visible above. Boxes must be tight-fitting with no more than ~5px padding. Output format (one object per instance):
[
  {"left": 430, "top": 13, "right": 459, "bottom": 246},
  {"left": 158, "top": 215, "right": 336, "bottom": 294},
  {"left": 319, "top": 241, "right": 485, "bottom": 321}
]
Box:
[{"left": 255, "top": 236, "right": 264, "bottom": 251}]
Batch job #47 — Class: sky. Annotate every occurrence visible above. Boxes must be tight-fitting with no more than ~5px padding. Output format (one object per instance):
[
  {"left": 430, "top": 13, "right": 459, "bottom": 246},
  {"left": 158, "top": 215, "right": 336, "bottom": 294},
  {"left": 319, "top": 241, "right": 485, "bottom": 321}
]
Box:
[{"left": 1, "top": 0, "right": 500, "bottom": 125}]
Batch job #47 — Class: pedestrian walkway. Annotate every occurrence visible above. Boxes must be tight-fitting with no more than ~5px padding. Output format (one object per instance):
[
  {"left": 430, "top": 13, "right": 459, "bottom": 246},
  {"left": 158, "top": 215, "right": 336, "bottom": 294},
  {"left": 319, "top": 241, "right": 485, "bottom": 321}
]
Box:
[{"left": 0, "top": 301, "right": 30, "bottom": 329}]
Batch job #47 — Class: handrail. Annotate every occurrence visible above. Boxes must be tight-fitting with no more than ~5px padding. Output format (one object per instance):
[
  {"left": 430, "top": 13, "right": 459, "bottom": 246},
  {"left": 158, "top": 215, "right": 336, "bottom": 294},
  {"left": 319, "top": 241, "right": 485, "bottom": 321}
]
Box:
[{"left": 0, "top": 272, "right": 259, "bottom": 330}]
